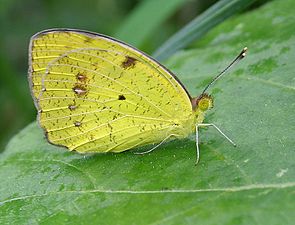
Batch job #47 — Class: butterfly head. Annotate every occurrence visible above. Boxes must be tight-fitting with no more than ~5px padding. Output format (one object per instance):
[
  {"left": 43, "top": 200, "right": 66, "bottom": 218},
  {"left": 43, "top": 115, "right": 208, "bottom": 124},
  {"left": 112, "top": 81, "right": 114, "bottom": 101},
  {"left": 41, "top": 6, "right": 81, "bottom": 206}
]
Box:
[
  {"left": 191, "top": 93, "right": 213, "bottom": 123},
  {"left": 196, "top": 93, "right": 213, "bottom": 111}
]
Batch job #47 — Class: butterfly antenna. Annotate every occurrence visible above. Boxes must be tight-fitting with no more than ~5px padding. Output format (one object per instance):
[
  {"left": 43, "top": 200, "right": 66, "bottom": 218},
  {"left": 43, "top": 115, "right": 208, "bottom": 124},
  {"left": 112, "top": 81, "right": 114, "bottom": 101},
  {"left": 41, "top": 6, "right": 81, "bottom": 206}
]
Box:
[{"left": 202, "top": 47, "right": 248, "bottom": 94}]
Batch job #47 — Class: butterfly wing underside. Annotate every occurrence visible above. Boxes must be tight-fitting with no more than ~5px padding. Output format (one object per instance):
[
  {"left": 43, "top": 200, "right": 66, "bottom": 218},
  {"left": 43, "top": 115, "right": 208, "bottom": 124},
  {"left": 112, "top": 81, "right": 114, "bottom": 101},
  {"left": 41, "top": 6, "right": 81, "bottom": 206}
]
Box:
[{"left": 28, "top": 29, "right": 193, "bottom": 153}]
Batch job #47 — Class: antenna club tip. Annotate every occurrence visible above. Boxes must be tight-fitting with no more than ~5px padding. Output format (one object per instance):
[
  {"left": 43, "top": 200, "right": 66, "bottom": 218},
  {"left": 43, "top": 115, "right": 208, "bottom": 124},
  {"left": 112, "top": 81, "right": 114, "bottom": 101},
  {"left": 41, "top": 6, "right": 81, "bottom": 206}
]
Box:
[
  {"left": 200, "top": 47, "right": 247, "bottom": 94},
  {"left": 241, "top": 47, "right": 248, "bottom": 58}
]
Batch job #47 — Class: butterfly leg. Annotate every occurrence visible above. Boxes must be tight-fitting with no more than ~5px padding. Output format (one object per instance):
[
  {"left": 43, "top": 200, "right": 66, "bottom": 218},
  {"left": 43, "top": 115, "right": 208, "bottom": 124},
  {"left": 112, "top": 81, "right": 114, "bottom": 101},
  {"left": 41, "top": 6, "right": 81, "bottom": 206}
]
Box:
[
  {"left": 195, "top": 125, "right": 200, "bottom": 165},
  {"left": 134, "top": 134, "right": 176, "bottom": 155},
  {"left": 195, "top": 123, "right": 236, "bottom": 165}
]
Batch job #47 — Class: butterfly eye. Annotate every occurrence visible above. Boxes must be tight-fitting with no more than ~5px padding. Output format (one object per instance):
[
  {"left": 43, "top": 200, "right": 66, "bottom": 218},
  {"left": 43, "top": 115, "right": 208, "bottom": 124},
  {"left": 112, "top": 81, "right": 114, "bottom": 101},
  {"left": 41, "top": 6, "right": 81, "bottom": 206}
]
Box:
[{"left": 197, "top": 95, "right": 213, "bottom": 111}]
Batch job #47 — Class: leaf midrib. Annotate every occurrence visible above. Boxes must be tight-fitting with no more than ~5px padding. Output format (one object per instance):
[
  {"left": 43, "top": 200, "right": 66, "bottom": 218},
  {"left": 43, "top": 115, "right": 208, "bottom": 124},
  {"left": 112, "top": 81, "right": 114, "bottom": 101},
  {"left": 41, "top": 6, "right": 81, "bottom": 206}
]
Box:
[{"left": 1, "top": 182, "right": 294, "bottom": 207}]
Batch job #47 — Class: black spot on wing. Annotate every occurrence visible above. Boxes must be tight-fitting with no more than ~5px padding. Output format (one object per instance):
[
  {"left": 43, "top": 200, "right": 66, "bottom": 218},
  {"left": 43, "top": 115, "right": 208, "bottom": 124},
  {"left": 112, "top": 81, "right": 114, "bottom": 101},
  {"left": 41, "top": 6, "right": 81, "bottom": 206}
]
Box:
[{"left": 118, "top": 95, "right": 126, "bottom": 100}]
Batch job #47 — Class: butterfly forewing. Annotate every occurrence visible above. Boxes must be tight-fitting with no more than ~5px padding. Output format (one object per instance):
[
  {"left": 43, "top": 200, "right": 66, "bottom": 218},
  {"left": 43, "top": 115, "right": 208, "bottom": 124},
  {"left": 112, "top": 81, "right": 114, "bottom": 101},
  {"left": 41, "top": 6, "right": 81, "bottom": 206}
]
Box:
[{"left": 29, "top": 29, "right": 194, "bottom": 153}]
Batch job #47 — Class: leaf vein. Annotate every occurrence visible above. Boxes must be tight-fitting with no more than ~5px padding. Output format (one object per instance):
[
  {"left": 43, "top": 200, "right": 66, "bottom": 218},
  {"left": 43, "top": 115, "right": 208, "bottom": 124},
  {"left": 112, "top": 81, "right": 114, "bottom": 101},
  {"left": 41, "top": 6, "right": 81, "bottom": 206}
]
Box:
[{"left": 1, "top": 182, "right": 294, "bottom": 206}]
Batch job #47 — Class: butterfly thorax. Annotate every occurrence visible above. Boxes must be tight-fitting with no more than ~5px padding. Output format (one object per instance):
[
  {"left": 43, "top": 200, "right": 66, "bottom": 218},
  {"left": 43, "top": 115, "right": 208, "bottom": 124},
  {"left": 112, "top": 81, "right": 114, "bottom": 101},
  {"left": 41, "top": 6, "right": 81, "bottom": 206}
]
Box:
[
  {"left": 170, "top": 93, "right": 214, "bottom": 139},
  {"left": 191, "top": 93, "right": 214, "bottom": 125}
]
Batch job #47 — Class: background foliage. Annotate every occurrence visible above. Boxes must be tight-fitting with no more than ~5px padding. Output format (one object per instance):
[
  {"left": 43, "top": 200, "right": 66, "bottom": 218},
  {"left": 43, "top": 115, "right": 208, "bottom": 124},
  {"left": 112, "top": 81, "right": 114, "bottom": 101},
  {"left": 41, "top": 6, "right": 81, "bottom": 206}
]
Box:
[
  {"left": 1, "top": 0, "right": 294, "bottom": 224},
  {"left": 0, "top": 0, "right": 211, "bottom": 151},
  {"left": 0, "top": 0, "right": 265, "bottom": 151}
]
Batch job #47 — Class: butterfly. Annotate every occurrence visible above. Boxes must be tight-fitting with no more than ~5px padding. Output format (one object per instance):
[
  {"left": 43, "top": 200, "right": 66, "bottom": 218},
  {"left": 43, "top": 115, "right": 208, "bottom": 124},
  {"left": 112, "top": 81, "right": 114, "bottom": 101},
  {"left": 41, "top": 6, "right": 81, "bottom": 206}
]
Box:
[{"left": 28, "top": 28, "right": 247, "bottom": 164}]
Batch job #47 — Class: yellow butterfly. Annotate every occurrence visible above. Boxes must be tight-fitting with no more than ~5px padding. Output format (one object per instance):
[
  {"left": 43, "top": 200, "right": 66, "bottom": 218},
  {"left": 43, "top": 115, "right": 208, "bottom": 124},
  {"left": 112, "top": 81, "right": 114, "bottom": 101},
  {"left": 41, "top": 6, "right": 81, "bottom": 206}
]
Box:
[{"left": 28, "top": 29, "right": 247, "bottom": 164}]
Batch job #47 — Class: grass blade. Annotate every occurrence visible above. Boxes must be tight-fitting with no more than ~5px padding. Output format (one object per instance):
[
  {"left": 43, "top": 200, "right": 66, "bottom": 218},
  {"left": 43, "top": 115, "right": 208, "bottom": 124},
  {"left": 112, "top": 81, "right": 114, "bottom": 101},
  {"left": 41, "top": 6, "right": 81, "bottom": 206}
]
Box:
[{"left": 153, "top": 0, "right": 257, "bottom": 60}]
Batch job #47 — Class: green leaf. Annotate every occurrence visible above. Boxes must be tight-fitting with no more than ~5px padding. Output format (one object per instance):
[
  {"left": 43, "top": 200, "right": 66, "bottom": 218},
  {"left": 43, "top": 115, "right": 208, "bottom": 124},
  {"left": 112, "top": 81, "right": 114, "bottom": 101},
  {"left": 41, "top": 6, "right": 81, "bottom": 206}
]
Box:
[
  {"left": 153, "top": 0, "right": 257, "bottom": 61},
  {"left": 1, "top": 0, "right": 294, "bottom": 224}
]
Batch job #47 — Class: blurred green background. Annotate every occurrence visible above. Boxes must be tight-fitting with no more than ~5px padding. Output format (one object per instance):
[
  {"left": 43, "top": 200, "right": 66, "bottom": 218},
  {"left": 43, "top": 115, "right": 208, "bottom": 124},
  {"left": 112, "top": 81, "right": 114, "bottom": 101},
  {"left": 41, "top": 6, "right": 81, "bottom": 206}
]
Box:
[{"left": 0, "top": 0, "right": 268, "bottom": 151}]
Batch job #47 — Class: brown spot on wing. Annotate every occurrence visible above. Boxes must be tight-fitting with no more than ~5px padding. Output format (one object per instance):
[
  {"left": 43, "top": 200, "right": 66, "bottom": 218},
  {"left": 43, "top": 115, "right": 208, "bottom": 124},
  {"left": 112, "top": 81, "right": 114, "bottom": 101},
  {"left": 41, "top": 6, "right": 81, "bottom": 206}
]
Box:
[
  {"left": 74, "top": 121, "right": 81, "bottom": 127},
  {"left": 76, "top": 73, "right": 87, "bottom": 82},
  {"left": 73, "top": 84, "right": 87, "bottom": 96},
  {"left": 122, "top": 56, "right": 137, "bottom": 69},
  {"left": 84, "top": 36, "right": 93, "bottom": 43},
  {"left": 68, "top": 104, "right": 77, "bottom": 111}
]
